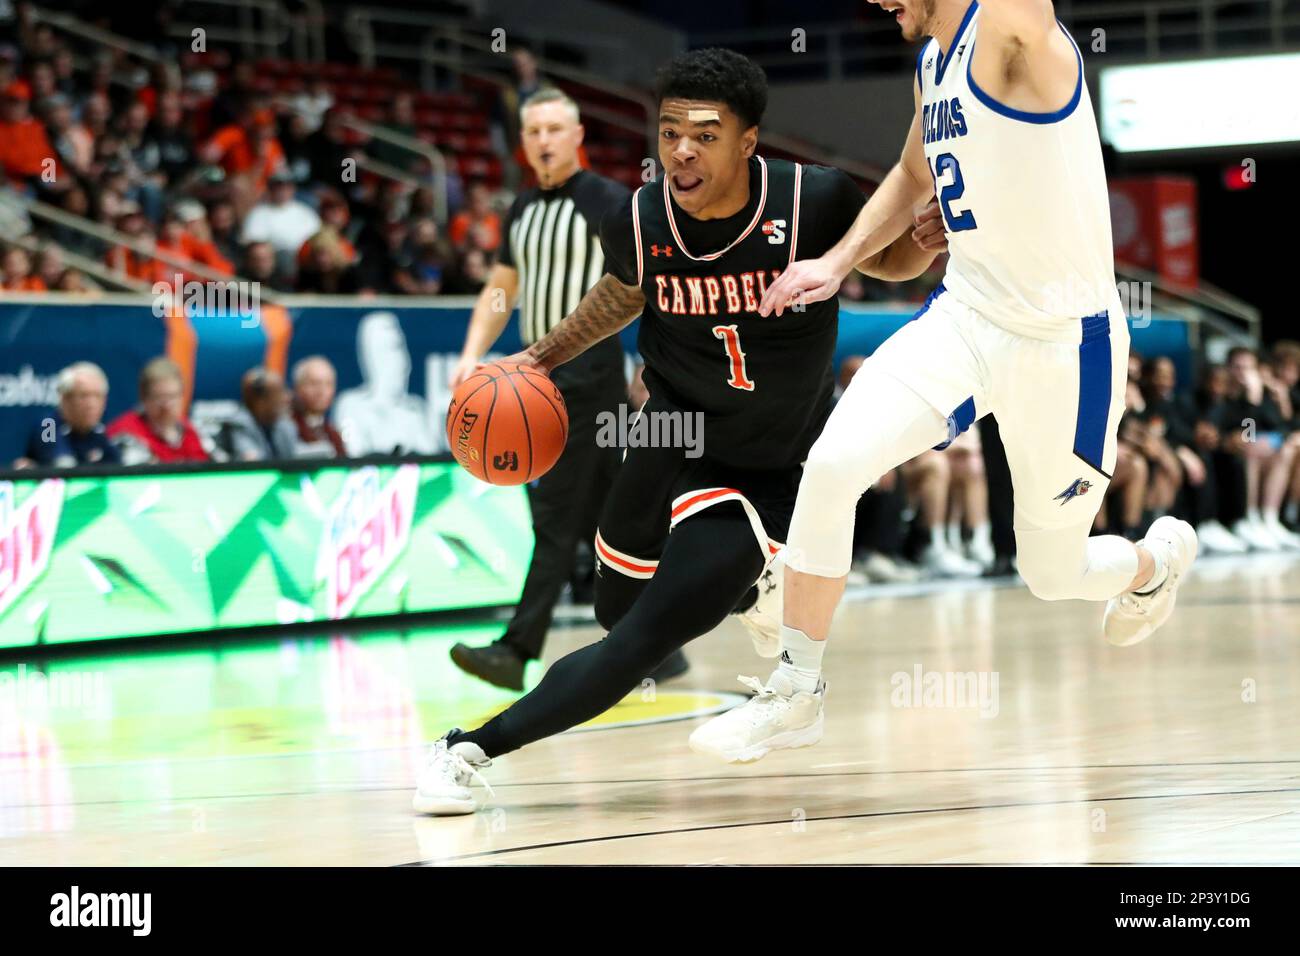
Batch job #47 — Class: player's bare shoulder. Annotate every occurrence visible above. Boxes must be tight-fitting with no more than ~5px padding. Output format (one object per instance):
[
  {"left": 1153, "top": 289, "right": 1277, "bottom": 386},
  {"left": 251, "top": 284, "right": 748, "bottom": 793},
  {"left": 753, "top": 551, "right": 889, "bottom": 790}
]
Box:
[{"left": 969, "top": 0, "right": 1078, "bottom": 112}]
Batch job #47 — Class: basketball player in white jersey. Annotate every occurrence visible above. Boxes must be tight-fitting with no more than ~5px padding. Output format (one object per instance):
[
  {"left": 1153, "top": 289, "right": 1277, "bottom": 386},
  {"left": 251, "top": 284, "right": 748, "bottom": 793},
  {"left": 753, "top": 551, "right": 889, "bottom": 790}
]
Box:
[{"left": 690, "top": 0, "right": 1200, "bottom": 762}]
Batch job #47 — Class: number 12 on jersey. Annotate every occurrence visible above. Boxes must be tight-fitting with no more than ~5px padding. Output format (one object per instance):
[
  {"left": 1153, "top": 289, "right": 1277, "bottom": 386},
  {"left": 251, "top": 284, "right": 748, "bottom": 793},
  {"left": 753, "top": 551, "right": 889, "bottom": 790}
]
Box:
[
  {"left": 712, "top": 324, "right": 755, "bottom": 391},
  {"left": 930, "top": 152, "right": 977, "bottom": 233}
]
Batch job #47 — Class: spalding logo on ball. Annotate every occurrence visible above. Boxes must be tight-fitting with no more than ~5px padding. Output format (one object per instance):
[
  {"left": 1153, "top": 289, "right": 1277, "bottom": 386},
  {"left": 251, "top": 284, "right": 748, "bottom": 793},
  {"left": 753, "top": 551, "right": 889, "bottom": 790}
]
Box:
[{"left": 446, "top": 362, "right": 569, "bottom": 486}]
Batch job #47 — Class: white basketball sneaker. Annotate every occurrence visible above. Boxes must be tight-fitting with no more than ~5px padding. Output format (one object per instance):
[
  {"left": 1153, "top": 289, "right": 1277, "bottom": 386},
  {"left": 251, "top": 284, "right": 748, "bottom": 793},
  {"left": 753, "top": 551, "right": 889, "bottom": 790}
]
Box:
[
  {"left": 689, "top": 670, "right": 825, "bottom": 763},
  {"left": 1103, "top": 516, "right": 1198, "bottom": 647},
  {"left": 412, "top": 735, "right": 493, "bottom": 815},
  {"left": 736, "top": 552, "right": 784, "bottom": 658}
]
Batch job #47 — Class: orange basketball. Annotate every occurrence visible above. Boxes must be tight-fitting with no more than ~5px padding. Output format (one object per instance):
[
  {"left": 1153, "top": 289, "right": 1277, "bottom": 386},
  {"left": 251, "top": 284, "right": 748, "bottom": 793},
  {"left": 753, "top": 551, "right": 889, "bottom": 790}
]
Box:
[{"left": 446, "top": 362, "right": 569, "bottom": 485}]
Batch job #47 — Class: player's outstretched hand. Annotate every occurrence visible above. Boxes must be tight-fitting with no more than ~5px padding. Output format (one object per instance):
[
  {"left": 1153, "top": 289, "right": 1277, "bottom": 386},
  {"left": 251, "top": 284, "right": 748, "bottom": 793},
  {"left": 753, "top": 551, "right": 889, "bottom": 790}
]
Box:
[
  {"left": 911, "top": 201, "right": 948, "bottom": 252},
  {"left": 758, "top": 256, "right": 845, "bottom": 317}
]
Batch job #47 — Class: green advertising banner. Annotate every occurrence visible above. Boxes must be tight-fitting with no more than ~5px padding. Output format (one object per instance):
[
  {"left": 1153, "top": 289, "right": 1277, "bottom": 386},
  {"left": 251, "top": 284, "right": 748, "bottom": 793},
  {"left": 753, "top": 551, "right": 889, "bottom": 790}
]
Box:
[{"left": 0, "top": 461, "right": 532, "bottom": 647}]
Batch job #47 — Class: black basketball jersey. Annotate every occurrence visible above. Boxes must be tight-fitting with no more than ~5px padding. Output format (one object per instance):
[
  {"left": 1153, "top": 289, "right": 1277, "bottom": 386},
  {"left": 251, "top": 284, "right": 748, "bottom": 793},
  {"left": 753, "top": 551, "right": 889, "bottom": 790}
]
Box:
[{"left": 601, "top": 156, "right": 866, "bottom": 471}]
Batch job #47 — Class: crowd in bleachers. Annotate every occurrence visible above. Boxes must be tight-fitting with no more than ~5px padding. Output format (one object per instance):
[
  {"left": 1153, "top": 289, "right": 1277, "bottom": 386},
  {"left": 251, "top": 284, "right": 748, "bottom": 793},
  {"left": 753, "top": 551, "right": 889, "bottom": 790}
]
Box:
[
  {"left": 0, "top": 8, "right": 510, "bottom": 297},
  {"left": 12, "top": 353, "right": 352, "bottom": 468}
]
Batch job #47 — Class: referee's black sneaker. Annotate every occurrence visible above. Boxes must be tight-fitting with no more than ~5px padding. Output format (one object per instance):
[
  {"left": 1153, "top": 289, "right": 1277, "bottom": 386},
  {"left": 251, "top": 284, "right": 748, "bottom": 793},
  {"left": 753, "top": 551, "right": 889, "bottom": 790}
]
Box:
[{"left": 450, "top": 641, "right": 527, "bottom": 691}]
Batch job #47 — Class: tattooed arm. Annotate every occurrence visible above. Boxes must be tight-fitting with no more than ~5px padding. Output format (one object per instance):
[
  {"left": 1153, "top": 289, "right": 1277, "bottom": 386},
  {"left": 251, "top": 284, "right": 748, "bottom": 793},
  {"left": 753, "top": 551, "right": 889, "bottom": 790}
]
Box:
[{"left": 500, "top": 274, "right": 646, "bottom": 373}]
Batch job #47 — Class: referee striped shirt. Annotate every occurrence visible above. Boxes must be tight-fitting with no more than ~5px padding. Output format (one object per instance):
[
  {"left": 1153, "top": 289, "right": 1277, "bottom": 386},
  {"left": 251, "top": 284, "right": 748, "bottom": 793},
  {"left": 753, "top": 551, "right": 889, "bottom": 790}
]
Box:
[{"left": 498, "top": 169, "right": 631, "bottom": 345}]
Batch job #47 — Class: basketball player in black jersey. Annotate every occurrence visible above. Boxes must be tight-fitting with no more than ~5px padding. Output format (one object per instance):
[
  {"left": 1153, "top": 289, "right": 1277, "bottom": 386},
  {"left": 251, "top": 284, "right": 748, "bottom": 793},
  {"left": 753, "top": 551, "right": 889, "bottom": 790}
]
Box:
[{"left": 414, "top": 48, "right": 946, "bottom": 814}]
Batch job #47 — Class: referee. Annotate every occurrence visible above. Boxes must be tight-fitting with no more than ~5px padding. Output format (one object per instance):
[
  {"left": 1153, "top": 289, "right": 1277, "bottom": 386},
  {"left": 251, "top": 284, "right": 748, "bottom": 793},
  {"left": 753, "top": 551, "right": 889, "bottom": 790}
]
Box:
[{"left": 448, "top": 88, "right": 689, "bottom": 691}]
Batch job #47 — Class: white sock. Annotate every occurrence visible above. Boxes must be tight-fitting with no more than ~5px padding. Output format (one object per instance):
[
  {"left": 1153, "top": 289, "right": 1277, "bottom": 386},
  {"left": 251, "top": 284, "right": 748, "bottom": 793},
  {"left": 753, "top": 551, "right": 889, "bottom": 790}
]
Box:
[
  {"left": 1247, "top": 507, "right": 1263, "bottom": 525},
  {"left": 1134, "top": 543, "right": 1167, "bottom": 595},
  {"left": 928, "top": 526, "right": 946, "bottom": 551},
  {"left": 972, "top": 522, "right": 992, "bottom": 549},
  {"left": 777, "top": 625, "right": 825, "bottom": 693}
]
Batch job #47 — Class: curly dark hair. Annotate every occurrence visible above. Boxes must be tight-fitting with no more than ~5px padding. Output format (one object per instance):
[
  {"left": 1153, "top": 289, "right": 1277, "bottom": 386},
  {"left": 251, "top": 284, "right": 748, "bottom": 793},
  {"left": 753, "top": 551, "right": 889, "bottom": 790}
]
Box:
[{"left": 653, "top": 47, "right": 768, "bottom": 129}]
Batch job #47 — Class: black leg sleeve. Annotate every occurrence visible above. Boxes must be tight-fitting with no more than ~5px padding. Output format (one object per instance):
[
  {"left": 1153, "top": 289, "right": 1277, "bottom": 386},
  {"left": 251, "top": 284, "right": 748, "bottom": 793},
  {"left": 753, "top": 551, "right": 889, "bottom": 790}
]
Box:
[{"left": 452, "top": 504, "right": 765, "bottom": 758}]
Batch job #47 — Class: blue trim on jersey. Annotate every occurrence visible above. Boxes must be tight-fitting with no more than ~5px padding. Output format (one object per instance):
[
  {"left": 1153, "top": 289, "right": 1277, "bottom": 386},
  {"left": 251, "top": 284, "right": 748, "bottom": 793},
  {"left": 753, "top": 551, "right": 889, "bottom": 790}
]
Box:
[
  {"left": 935, "top": 0, "right": 980, "bottom": 86},
  {"left": 933, "top": 395, "right": 978, "bottom": 451},
  {"left": 1073, "top": 311, "right": 1113, "bottom": 477},
  {"left": 911, "top": 281, "right": 947, "bottom": 321},
  {"left": 966, "top": 21, "right": 1084, "bottom": 125}
]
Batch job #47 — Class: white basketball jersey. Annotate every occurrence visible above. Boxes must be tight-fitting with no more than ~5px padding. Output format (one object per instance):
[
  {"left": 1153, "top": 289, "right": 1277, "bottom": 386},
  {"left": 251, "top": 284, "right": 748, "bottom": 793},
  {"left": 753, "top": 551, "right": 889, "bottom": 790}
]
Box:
[{"left": 916, "top": 4, "right": 1118, "bottom": 342}]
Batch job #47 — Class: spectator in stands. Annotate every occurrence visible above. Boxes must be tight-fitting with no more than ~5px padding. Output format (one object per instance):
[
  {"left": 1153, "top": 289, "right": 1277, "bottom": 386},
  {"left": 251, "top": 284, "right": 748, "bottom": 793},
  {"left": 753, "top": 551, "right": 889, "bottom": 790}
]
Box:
[
  {"left": 448, "top": 180, "right": 501, "bottom": 254},
  {"left": 103, "top": 201, "right": 158, "bottom": 283},
  {"left": 221, "top": 367, "right": 297, "bottom": 461},
  {"left": 355, "top": 219, "right": 410, "bottom": 294},
  {"left": 446, "top": 245, "right": 491, "bottom": 294},
  {"left": 206, "top": 198, "right": 241, "bottom": 266},
  {"left": 240, "top": 167, "right": 321, "bottom": 258},
  {"left": 368, "top": 91, "right": 419, "bottom": 172},
  {"left": 289, "top": 356, "right": 348, "bottom": 458},
  {"left": 1269, "top": 342, "right": 1300, "bottom": 529},
  {"left": 296, "top": 227, "right": 361, "bottom": 294},
  {"left": 107, "top": 357, "right": 211, "bottom": 464},
  {"left": 2, "top": 246, "right": 45, "bottom": 290},
  {"left": 287, "top": 76, "right": 334, "bottom": 133},
  {"left": 155, "top": 202, "right": 234, "bottom": 282},
  {"left": 51, "top": 184, "right": 99, "bottom": 257},
  {"left": 38, "top": 92, "right": 91, "bottom": 176},
  {"left": 313, "top": 190, "right": 359, "bottom": 255},
  {"left": 1217, "top": 347, "right": 1300, "bottom": 550},
  {"left": 26, "top": 58, "right": 56, "bottom": 103},
  {"left": 243, "top": 240, "right": 293, "bottom": 292},
  {"left": 278, "top": 110, "right": 315, "bottom": 191},
  {"left": 201, "top": 106, "right": 285, "bottom": 215},
  {"left": 1139, "top": 356, "right": 1243, "bottom": 553},
  {"left": 150, "top": 91, "right": 195, "bottom": 184},
  {"left": 15, "top": 361, "right": 119, "bottom": 468},
  {"left": 943, "top": 429, "right": 995, "bottom": 569},
  {"left": 33, "top": 241, "right": 74, "bottom": 289},
  {"left": 394, "top": 218, "right": 449, "bottom": 294},
  {"left": 904, "top": 448, "right": 982, "bottom": 578},
  {"left": 491, "top": 46, "right": 548, "bottom": 190},
  {"left": 209, "top": 60, "right": 259, "bottom": 131},
  {"left": 304, "top": 107, "right": 353, "bottom": 189},
  {"left": 0, "top": 80, "right": 58, "bottom": 190}
]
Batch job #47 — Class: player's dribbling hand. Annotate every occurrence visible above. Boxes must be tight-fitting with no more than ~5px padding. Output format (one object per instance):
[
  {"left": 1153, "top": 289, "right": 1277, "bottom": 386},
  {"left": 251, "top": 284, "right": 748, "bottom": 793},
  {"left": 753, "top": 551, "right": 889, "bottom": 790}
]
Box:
[
  {"left": 758, "top": 256, "right": 845, "bottom": 317},
  {"left": 484, "top": 351, "right": 543, "bottom": 373},
  {"left": 911, "top": 202, "right": 947, "bottom": 252}
]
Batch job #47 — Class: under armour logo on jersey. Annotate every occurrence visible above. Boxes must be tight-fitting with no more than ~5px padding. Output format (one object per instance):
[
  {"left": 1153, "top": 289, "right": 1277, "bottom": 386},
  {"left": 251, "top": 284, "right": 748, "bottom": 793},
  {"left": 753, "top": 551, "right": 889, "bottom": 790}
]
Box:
[
  {"left": 762, "top": 219, "right": 787, "bottom": 244},
  {"left": 651, "top": 244, "right": 673, "bottom": 257},
  {"left": 1053, "top": 478, "right": 1092, "bottom": 504},
  {"left": 956, "top": 43, "right": 966, "bottom": 58},
  {"left": 760, "top": 569, "right": 777, "bottom": 594},
  {"left": 926, "top": 56, "right": 934, "bottom": 70}
]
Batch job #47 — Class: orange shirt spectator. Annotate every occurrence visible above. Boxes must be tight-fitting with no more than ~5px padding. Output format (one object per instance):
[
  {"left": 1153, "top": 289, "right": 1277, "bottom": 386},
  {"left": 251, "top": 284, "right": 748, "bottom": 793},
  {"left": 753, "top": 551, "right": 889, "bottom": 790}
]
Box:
[
  {"left": 2, "top": 247, "right": 48, "bottom": 291},
  {"left": 203, "top": 119, "right": 285, "bottom": 193},
  {"left": 0, "top": 84, "right": 59, "bottom": 186},
  {"left": 449, "top": 209, "right": 501, "bottom": 251}
]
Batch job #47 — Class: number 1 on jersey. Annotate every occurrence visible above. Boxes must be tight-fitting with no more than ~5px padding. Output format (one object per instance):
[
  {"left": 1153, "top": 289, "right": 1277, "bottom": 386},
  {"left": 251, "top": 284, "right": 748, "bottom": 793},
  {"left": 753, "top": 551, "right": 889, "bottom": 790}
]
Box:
[{"left": 712, "top": 324, "right": 755, "bottom": 391}]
